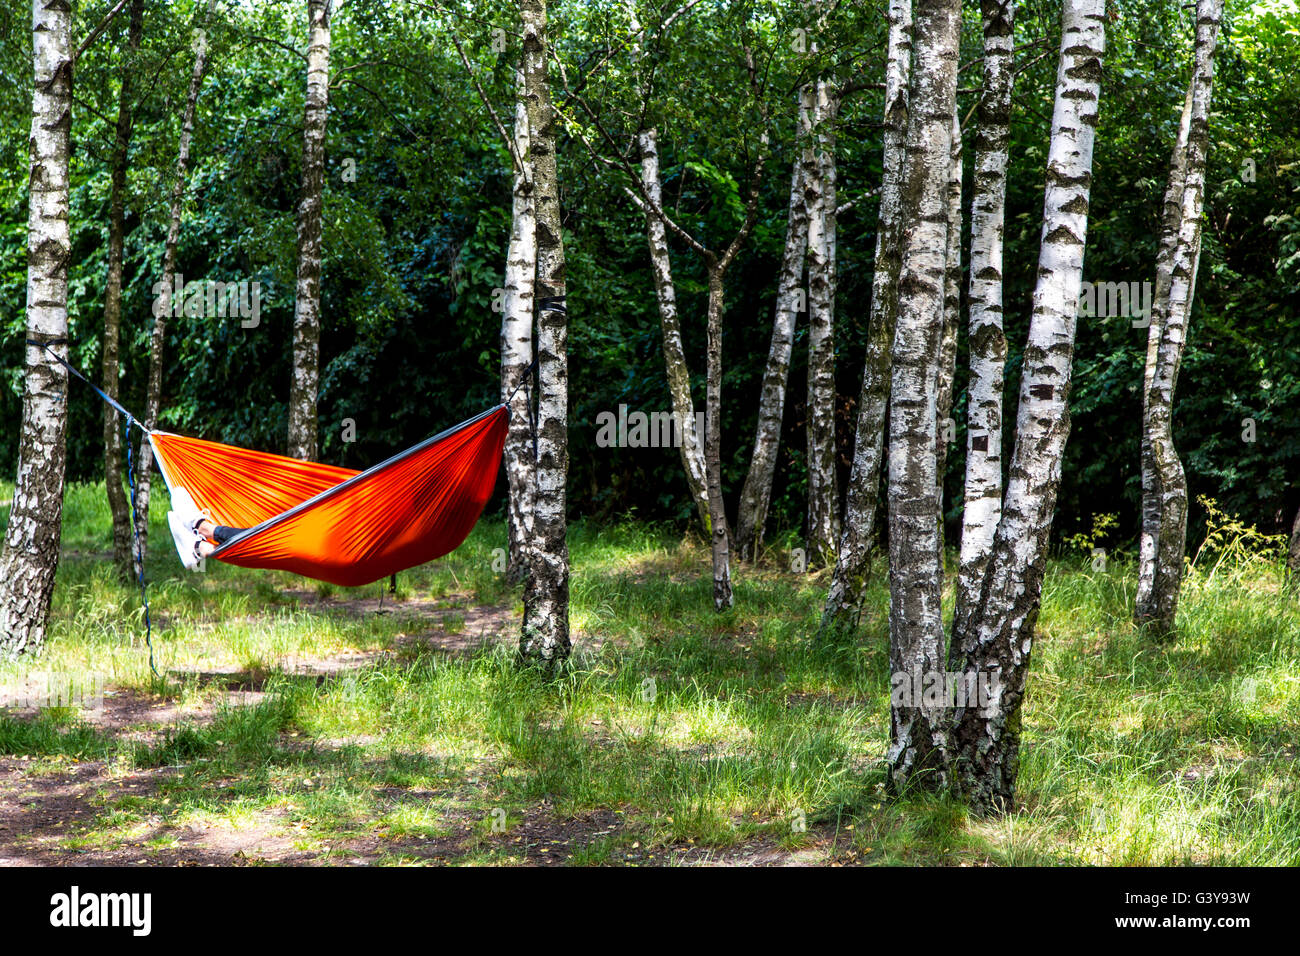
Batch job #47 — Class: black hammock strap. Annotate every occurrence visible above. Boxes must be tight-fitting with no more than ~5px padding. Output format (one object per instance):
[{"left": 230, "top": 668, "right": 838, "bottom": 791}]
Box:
[{"left": 26, "top": 337, "right": 150, "bottom": 436}]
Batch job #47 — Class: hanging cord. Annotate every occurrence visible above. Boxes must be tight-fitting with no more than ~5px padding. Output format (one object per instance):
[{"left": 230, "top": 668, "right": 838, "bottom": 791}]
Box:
[
  {"left": 25, "top": 336, "right": 158, "bottom": 678},
  {"left": 505, "top": 356, "right": 540, "bottom": 463}
]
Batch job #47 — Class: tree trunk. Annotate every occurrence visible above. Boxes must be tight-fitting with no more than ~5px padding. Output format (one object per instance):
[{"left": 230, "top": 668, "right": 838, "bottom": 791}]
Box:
[
  {"left": 935, "top": 109, "right": 963, "bottom": 509},
  {"left": 102, "top": 0, "right": 145, "bottom": 581},
  {"left": 288, "top": 0, "right": 333, "bottom": 462},
  {"left": 519, "top": 0, "right": 570, "bottom": 669},
  {"left": 625, "top": 0, "right": 710, "bottom": 533},
  {"left": 805, "top": 80, "right": 840, "bottom": 567},
  {"left": 949, "top": 0, "right": 1106, "bottom": 814},
  {"left": 954, "top": 0, "right": 1015, "bottom": 636},
  {"left": 1134, "top": 0, "right": 1222, "bottom": 638},
  {"left": 886, "top": 0, "right": 962, "bottom": 794},
  {"left": 735, "top": 87, "right": 812, "bottom": 561},
  {"left": 705, "top": 261, "right": 733, "bottom": 610},
  {"left": 502, "top": 66, "right": 537, "bottom": 584},
  {"left": 1290, "top": 505, "right": 1300, "bottom": 577},
  {"left": 0, "top": 0, "right": 73, "bottom": 658},
  {"left": 1135, "top": 85, "right": 1192, "bottom": 622},
  {"left": 822, "top": 0, "right": 911, "bottom": 631},
  {"left": 132, "top": 3, "right": 211, "bottom": 575},
  {"left": 637, "top": 126, "right": 711, "bottom": 532}
]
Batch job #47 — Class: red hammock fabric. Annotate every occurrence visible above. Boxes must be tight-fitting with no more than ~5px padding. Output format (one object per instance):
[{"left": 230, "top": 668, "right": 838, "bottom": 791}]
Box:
[{"left": 148, "top": 406, "right": 508, "bottom": 587}]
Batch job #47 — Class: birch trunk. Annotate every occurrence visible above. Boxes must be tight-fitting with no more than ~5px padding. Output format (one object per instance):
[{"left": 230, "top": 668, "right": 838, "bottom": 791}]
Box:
[
  {"left": 735, "top": 88, "right": 812, "bottom": 561},
  {"left": 519, "top": 0, "right": 570, "bottom": 668},
  {"left": 705, "top": 261, "right": 733, "bottom": 610},
  {"left": 954, "top": 0, "right": 1015, "bottom": 635},
  {"left": 288, "top": 0, "right": 333, "bottom": 461},
  {"left": 0, "top": 0, "right": 72, "bottom": 657},
  {"left": 822, "top": 0, "right": 911, "bottom": 630},
  {"left": 638, "top": 127, "right": 711, "bottom": 531},
  {"left": 935, "top": 109, "right": 963, "bottom": 504},
  {"left": 1134, "top": 0, "right": 1222, "bottom": 637},
  {"left": 885, "top": 0, "right": 962, "bottom": 794},
  {"left": 133, "top": 3, "right": 211, "bottom": 574},
  {"left": 502, "top": 67, "right": 537, "bottom": 584},
  {"left": 102, "top": 0, "right": 145, "bottom": 580},
  {"left": 1135, "top": 85, "right": 1192, "bottom": 620},
  {"left": 949, "top": 0, "right": 1105, "bottom": 814},
  {"left": 805, "top": 80, "right": 840, "bottom": 567},
  {"left": 626, "top": 0, "right": 710, "bottom": 532},
  {"left": 1290, "top": 506, "right": 1300, "bottom": 577}
]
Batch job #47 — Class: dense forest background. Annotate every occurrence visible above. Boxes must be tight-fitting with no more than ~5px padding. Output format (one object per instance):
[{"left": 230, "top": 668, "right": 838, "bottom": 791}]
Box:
[{"left": 1, "top": 0, "right": 1297, "bottom": 553}]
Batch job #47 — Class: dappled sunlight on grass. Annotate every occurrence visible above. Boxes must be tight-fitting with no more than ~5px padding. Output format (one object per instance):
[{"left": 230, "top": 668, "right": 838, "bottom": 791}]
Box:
[{"left": 1, "top": 487, "right": 1298, "bottom": 864}]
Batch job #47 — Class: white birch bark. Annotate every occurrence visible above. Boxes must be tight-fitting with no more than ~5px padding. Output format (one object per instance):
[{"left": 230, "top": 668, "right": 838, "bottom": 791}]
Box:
[
  {"left": 935, "top": 109, "right": 963, "bottom": 504},
  {"left": 626, "top": 0, "right": 710, "bottom": 532},
  {"left": 519, "top": 0, "right": 570, "bottom": 668},
  {"left": 822, "top": 0, "right": 911, "bottom": 630},
  {"left": 1135, "top": 85, "right": 1192, "bottom": 619},
  {"left": 949, "top": 0, "right": 1106, "bottom": 813},
  {"left": 0, "top": 0, "right": 72, "bottom": 657},
  {"left": 638, "top": 126, "right": 711, "bottom": 532},
  {"left": 288, "top": 0, "right": 333, "bottom": 461},
  {"left": 885, "top": 0, "right": 962, "bottom": 793},
  {"left": 954, "top": 0, "right": 1015, "bottom": 635},
  {"left": 132, "top": 1, "right": 212, "bottom": 574},
  {"left": 806, "top": 79, "right": 840, "bottom": 567},
  {"left": 502, "top": 67, "right": 537, "bottom": 584},
  {"left": 1135, "top": 0, "right": 1222, "bottom": 637},
  {"left": 735, "top": 87, "right": 812, "bottom": 561}
]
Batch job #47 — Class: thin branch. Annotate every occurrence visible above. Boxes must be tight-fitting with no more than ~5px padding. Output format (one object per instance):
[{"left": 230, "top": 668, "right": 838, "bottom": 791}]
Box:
[{"left": 74, "top": 0, "right": 131, "bottom": 63}]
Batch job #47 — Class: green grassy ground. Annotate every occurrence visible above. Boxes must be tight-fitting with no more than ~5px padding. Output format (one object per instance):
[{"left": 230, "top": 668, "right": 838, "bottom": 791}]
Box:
[{"left": 0, "top": 480, "right": 1298, "bottom": 865}]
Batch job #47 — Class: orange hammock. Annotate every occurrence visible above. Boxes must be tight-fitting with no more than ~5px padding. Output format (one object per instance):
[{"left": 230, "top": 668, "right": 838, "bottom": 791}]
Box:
[{"left": 148, "top": 406, "right": 509, "bottom": 587}]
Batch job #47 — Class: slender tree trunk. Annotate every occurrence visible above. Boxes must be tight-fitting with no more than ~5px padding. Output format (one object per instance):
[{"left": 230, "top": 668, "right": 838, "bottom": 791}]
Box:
[
  {"left": 704, "top": 261, "right": 733, "bottom": 610},
  {"left": 133, "top": 3, "right": 211, "bottom": 574},
  {"left": 954, "top": 0, "right": 1015, "bottom": 635},
  {"left": 1136, "top": 85, "right": 1192, "bottom": 620},
  {"left": 1135, "top": 0, "right": 1222, "bottom": 637},
  {"left": 288, "top": 0, "right": 332, "bottom": 461},
  {"left": 806, "top": 80, "right": 840, "bottom": 567},
  {"left": 822, "top": 0, "right": 911, "bottom": 630},
  {"left": 886, "top": 0, "right": 962, "bottom": 794},
  {"left": 519, "top": 0, "right": 570, "bottom": 668},
  {"left": 935, "top": 109, "right": 963, "bottom": 507},
  {"left": 502, "top": 66, "right": 537, "bottom": 584},
  {"left": 949, "top": 0, "right": 1106, "bottom": 814},
  {"left": 638, "top": 126, "right": 711, "bottom": 531},
  {"left": 735, "top": 88, "right": 812, "bottom": 561},
  {"left": 626, "top": 0, "right": 710, "bottom": 532},
  {"left": 102, "top": 0, "right": 145, "bottom": 580},
  {"left": 1289, "top": 506, "right": 1300, "bottom": 577},
  {"left": 0, "top": 0, "right": 72, "bottom": 657}
]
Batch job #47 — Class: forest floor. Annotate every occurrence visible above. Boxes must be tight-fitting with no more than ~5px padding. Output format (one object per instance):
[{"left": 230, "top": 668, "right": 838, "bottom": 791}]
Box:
[{"left": 1, "top": 482, "right": 1298, "bottom": 866}]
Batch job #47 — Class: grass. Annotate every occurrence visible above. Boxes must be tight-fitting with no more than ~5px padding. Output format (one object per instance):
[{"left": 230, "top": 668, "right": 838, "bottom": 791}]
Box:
[{"left": 0, "top": 480, "right": 1298, "bottom": 865}]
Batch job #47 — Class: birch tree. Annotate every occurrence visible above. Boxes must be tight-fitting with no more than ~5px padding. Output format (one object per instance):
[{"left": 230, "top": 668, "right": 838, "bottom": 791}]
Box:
[
  {"left": 886, "top": 0, "right": 962, "bottom": 793},
  {"left": 735, "top": 87, "right": 812, "bottom": 561},
  {"left": 501, "top": 66, "right": 537, "bottom": 584},
  {"left": 626, "top": 0, "right": 710, "bottom": 532},
  {"left": 0, "top": 0, "right": 72, "bottom": 657},
  {"left": 288, "top": 0, "right": 333, "bottom": 461},
  {"left": 935, "top": 109, "right": 963, "bottom": 501},
  {"left": 822, "top": 0, "right": 911, "bottom": 630},
  {"left": 519, "top": 0, "right": 570, "bottom": 667},
  {"left": 1134, "top": 0, "right": 1223, "bottom": 637},
  {"left": 132, "top": 1, "right": 213, "bottom": 574},
  {"left": 101, "top": 0, "right": 146, "bottom": 580},
  {"left": 948, "top": 0, "right": 1106, "bottom": 812},
  {"left": 955, "top": 0, "right": 1015, "bottom": 633},
  {"left": 805, "top": 76, "right": 840, "bottom": 567}
]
